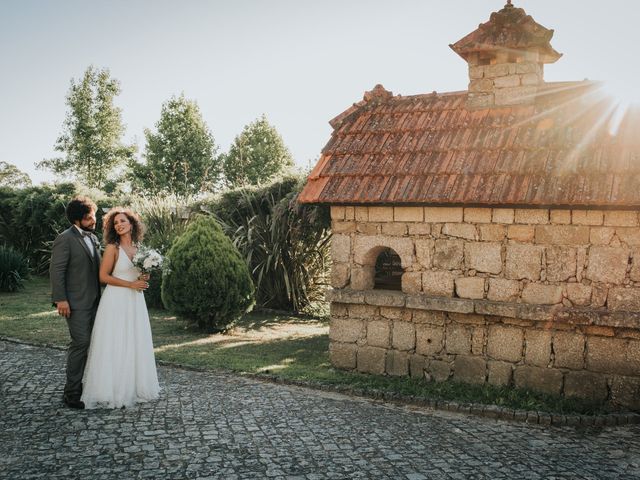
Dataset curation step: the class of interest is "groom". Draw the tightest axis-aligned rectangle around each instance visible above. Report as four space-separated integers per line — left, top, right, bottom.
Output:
50 196 101 409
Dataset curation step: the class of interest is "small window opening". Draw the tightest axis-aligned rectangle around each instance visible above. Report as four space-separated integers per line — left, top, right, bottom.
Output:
374 248 403 290
478 55 492 66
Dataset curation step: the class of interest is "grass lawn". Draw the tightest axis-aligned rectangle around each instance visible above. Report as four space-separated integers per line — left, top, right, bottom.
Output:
0 277 608 415
0 277 331 380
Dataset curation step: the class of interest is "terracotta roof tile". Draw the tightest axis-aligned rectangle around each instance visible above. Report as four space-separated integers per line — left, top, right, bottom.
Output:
301 81 640 207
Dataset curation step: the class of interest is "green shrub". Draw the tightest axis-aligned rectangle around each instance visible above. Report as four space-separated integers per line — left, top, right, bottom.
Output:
0 184 121 275
132 195 192 308
162 216 255 332
205 176 331 313
0 245 29 292
0 184 75 273
145 271 164 308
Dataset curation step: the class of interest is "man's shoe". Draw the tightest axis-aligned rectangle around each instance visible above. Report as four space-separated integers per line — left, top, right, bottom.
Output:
63 395 85 409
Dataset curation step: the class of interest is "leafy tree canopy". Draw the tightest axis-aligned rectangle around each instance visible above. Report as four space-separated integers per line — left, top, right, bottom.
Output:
130 94 220 197
37 66 135 188
222 115 294 188
0 162 31 188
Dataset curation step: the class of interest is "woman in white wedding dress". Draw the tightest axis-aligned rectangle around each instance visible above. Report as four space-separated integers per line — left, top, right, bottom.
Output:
81 207 160 409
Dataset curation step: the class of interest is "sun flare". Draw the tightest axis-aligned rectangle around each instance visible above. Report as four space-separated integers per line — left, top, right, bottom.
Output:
599 76 640 135
601 76 640 108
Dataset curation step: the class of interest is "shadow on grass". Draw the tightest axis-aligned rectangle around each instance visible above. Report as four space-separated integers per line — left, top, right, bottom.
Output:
155 333 331 378
233 310 328 331
148 309 328 345
0 277 69 345
0 276 52 309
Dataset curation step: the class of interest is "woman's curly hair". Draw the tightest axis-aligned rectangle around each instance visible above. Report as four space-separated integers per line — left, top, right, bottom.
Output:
102 207 145 245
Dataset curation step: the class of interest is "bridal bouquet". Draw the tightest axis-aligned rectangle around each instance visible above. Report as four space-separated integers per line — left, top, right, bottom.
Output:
132 245 164 274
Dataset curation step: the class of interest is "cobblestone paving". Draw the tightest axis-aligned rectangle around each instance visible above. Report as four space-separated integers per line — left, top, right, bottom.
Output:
2 341 640 480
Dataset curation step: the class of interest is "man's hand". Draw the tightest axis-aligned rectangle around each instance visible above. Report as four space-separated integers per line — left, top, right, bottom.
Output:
56 301 71 318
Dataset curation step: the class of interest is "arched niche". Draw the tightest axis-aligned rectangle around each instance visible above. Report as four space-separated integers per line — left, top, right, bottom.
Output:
374 248 403 290
351 244 409 291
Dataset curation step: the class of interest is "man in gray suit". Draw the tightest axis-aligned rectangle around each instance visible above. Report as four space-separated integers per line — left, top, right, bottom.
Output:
50 196 101 409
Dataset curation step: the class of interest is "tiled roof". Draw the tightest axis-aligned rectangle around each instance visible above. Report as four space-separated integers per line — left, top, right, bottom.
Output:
299 82 640 207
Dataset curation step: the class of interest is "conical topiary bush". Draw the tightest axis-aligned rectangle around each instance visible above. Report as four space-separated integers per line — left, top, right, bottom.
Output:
161 215 255 332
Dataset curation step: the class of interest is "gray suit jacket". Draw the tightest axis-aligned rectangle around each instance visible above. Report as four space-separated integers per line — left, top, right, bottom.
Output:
50 226 101 310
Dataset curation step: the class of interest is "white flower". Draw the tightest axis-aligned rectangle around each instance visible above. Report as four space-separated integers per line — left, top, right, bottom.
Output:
132 245 164 273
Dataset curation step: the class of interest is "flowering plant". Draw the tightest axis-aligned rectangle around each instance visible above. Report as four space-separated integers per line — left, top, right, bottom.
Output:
132 245 164 274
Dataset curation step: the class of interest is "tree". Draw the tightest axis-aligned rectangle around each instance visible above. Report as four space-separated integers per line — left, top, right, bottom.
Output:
222 115 294 188
0 162 31 188
130 95 220 197
37 66 135 188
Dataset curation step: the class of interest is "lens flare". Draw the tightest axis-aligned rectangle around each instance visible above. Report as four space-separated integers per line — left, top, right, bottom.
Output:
600 76 640 135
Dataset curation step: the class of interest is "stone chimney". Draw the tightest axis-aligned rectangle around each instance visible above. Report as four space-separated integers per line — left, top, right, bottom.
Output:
450 1 562 108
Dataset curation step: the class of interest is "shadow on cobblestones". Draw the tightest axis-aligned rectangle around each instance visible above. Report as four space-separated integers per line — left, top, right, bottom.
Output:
3 340 640 479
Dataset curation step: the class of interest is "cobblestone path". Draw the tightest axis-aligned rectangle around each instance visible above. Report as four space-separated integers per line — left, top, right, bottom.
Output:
2 340 640 479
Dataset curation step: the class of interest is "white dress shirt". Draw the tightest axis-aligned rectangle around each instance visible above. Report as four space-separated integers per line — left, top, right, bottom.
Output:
74 225 95 257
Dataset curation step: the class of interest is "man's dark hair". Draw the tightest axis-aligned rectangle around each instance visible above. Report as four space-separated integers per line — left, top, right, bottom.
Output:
65 196 97 224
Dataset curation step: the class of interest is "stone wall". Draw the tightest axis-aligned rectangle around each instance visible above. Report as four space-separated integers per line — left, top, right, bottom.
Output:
328 205 640 410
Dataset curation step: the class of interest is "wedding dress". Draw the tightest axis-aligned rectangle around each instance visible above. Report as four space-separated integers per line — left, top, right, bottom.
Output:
81 246 160 409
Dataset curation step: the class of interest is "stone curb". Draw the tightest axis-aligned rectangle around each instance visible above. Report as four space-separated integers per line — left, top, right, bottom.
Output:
4 336 639 427
228 372 640 428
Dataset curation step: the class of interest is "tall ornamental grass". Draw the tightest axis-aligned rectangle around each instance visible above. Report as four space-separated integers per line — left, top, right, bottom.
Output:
131 195 192 308
209 176 331 313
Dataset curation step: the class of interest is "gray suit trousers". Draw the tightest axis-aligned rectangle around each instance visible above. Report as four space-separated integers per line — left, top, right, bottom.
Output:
64 305 97 398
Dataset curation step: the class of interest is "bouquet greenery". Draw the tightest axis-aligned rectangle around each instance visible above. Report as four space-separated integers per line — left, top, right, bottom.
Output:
132 245 163 274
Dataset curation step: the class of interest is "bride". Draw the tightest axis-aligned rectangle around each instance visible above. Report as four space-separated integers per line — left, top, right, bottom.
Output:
81 207 160 409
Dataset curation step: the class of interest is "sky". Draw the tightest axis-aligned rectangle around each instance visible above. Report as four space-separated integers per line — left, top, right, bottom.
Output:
1 0 639 185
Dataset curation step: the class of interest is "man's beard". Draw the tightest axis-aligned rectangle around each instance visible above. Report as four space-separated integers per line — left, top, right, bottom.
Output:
80 225 95 233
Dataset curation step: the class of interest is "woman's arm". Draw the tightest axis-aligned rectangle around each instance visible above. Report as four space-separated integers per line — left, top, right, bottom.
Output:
99 244 148 290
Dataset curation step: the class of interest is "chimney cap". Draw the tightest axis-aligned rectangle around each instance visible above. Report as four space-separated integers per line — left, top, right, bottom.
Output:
450 2 562 64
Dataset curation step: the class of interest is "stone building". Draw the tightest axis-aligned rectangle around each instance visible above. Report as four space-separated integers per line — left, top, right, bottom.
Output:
298 2 640 410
